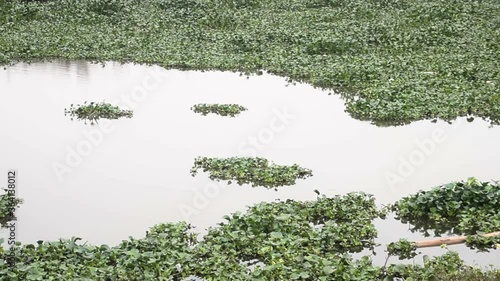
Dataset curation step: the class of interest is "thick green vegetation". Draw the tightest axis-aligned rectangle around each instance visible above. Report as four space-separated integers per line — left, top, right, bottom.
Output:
195 193 384 279
1 191 499 280
1 0 499 125
391 178 500 238
191 103 247 117
190 157 313 189
65 101 133 124
1 1 499 278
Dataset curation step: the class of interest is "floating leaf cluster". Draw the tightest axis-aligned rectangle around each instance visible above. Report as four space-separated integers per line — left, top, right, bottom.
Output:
0 0 498 125
0 189 22 227
465 234 500 253
386 239 418 260
196 192 384 279
64 101 133 125
390 178 500 237
190 157 313 189
384 251 500 281
191 103 247 117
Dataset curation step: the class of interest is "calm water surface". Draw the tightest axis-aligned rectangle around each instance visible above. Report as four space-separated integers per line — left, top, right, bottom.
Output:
0 61 499 267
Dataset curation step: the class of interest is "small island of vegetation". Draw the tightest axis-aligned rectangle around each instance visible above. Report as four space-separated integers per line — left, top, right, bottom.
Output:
191 104 247 117
65 101 133 125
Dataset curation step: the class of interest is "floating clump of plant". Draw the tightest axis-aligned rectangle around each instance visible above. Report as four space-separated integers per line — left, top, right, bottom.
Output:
390 178 500 238
384 251 500 281
191 103 247 117
65 101 133 125
190 157 312 189
465 234 500 252
0 189 22 227
387 239 419 260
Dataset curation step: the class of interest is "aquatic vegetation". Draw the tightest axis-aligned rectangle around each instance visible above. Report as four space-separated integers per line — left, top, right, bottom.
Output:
195 192 384 279
388 178 500 258
387 239 419 260
384 251 500 281
390 178 500 241
0 223 197 281
0 0 498 125
0 189 22 227
190 157 313 189
465 234 500 253
64 101 133 125
1 192 499 280
191 103 247 117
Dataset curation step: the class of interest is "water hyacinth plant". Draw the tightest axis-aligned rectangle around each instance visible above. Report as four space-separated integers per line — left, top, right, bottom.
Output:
191 103 247 117
65 101 133 125
190 157 313 189
383 251 500 281
387 239 419 260
465 234 500 253
390 178 500 238
0 189 22 227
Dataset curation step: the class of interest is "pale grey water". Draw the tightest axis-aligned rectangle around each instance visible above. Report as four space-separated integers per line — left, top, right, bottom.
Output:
0 60 499 267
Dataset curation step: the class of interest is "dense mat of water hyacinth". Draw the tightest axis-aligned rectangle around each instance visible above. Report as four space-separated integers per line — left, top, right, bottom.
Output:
1 188 499 280
0 0 498 125
1 1 500 280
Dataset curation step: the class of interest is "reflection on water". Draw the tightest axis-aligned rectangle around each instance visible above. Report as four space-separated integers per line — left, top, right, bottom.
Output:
0 61 499 267
4 60 91 84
